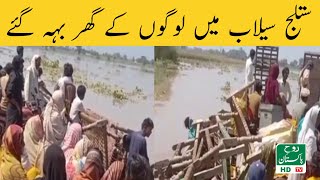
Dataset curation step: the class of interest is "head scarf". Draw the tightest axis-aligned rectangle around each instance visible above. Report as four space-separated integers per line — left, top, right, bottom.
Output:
48 89 65 113
298 104 320 161
73 148 104 180
2 124 24 160
28 55 40 76
73 135 94 159
299 61 313 78
23 115 44 165
42 144 66 180
62 122 82 160
264 64 280 104
247 160 266 180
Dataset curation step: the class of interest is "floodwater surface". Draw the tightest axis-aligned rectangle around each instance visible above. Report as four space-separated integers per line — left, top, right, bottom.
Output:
154 62 299 162
0 46 157 161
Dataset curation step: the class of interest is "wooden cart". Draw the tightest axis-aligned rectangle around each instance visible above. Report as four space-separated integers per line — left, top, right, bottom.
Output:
254 46 279 94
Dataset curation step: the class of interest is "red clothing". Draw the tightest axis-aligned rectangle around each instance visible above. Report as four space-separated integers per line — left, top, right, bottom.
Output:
264 64 280 104
101 160 125 180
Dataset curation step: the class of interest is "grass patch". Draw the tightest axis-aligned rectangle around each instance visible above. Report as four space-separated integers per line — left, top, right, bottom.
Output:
178 49 245 65
41 57 145 103
155 60 179 101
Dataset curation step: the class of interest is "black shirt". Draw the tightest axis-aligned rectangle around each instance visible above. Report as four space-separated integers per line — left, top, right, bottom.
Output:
6 70 24 105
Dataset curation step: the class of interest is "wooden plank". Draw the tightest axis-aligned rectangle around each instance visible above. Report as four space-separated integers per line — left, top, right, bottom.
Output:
205 129 214 149
194 165 223 180
172 139 195 151
199 120 231 135
171 154 192 164
226 81 255 103
172 159 193 171
174 143 182 156
196 138 204 159
222 136 262 148
217 115 234 180
218 144 247 159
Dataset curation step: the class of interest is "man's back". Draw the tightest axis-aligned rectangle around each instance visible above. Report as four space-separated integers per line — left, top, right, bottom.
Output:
0 74 9 110
245 57 254 84
127 131 149 162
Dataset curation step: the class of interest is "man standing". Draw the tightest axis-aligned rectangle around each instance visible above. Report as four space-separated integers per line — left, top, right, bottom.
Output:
6 56 24 127
292 88 310 122
248 80 263 134
55 63 74 91
245 49 256 92
17 46 25 73
0 63 13 112
279 67 292 105
24 55 42 110
127 118 154 164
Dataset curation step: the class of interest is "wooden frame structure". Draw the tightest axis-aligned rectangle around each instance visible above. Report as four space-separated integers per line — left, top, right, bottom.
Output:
254 46 279 93
152 81 262 180
299 52 320 108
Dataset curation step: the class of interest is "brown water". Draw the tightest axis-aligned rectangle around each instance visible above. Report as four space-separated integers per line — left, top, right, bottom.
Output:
0 46 156 161
153 62 299 163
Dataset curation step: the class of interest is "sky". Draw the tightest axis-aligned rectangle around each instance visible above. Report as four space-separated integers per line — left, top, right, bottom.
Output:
190 46 320 62
85 46 154 60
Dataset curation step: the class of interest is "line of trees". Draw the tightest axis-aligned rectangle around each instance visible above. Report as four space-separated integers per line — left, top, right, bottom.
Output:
154 46 178 64
43 46 153 65
279 58 304 69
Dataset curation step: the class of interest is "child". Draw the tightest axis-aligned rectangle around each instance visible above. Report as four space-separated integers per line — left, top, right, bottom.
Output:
69 85 86 125
184 117 196 139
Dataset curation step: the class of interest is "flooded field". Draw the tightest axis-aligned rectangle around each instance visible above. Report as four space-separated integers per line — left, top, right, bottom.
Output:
0 46 157 161
154 61 299 162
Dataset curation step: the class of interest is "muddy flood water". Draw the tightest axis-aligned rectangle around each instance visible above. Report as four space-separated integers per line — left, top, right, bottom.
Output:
154 62 299 162
0 46 157 162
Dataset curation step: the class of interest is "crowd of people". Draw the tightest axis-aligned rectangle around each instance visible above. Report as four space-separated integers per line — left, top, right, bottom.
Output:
0 46 155 180
244 49 320 180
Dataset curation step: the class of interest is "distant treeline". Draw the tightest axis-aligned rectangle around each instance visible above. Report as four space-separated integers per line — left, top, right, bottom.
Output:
279 58 304 69
155 46 248 63
43 46 154 65
154 46 178 64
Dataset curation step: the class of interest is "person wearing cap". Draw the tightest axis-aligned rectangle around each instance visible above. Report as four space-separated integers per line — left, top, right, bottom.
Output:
292 88 310 124
299 61 313 92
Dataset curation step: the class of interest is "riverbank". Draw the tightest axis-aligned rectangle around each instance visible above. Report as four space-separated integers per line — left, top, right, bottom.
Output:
155 50 245 101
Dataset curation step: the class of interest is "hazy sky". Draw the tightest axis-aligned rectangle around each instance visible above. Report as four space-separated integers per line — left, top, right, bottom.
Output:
85 46 154 60
191 46 320 62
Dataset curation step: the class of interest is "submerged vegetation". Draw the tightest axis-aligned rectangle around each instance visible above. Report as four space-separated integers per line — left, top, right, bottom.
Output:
41 57 145 103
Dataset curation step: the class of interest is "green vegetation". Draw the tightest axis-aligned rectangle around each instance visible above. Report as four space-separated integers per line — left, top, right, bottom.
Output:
154 46 247 101
42 46 154 67
41 57 145 103
177 47 246 65
155 47 179 101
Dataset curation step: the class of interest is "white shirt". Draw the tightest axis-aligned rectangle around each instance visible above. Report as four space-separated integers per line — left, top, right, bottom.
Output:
58 76 73 91
69 97 85 123
278 79 292 104
245 57 254 85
